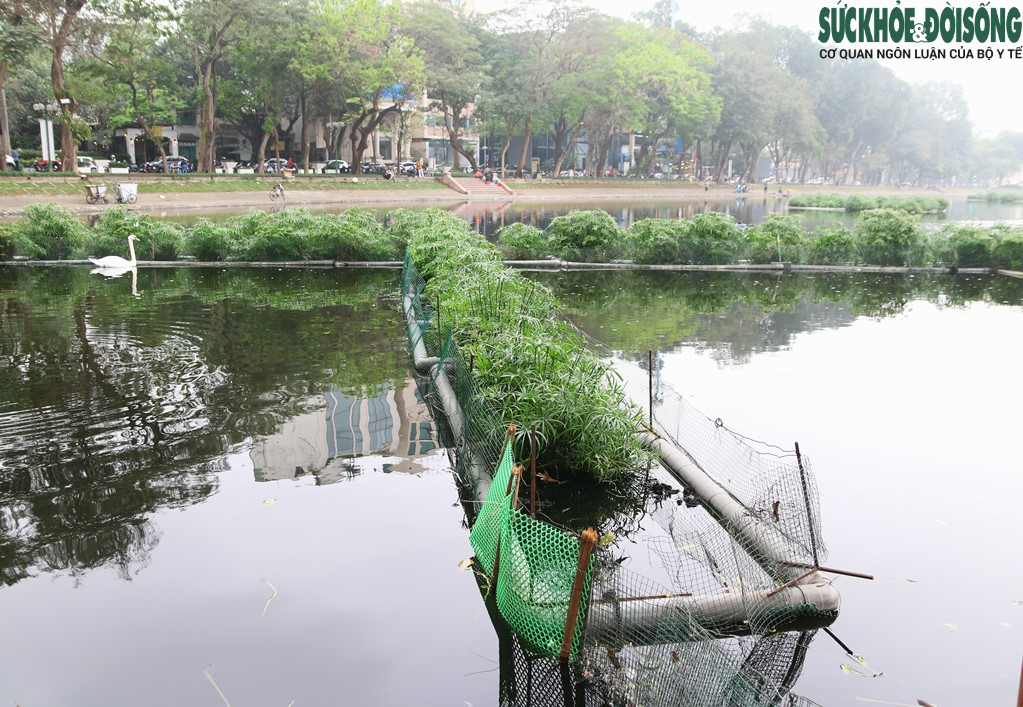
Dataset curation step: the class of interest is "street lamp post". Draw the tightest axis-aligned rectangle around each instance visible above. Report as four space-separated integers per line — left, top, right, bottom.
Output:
32 102 59 168
325 121 343 174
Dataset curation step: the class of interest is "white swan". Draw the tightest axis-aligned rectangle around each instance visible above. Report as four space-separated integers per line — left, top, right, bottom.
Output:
89 234 139 268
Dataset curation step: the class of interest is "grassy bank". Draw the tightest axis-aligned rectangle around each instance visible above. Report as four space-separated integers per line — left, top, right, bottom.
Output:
0 173 446 198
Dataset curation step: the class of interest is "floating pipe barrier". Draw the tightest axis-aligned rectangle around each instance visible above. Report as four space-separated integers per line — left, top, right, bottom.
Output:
402 285 839 646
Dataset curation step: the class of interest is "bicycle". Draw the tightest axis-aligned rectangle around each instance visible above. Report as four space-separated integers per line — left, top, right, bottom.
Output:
269 182 285 201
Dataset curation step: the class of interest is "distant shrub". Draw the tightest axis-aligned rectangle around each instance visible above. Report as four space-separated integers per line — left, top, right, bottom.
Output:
789 193 947 213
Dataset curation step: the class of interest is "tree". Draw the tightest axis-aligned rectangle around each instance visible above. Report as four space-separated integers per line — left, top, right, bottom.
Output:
402 3 486 170
306 0 423 175
220 1 304 172
173 0 268 173
616 24 719 176
32 0 92 172
85 0 185 171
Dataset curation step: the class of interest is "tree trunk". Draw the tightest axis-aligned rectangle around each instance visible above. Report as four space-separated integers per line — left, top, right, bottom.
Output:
515 120 531 178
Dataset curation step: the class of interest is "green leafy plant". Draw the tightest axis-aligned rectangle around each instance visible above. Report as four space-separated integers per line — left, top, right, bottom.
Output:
8 203 87 260
682 212 743 264
742 214 809 264
404 209 649 481
808 225 858 265
854 209 924 266
497 222 551 260
625 219 684 264
546 210 624 262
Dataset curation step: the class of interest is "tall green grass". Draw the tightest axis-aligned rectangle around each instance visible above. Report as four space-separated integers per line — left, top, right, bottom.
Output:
406 208 649 481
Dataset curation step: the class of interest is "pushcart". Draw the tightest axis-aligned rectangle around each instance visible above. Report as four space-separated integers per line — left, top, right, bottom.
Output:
85 183 108 204
115 183 138 204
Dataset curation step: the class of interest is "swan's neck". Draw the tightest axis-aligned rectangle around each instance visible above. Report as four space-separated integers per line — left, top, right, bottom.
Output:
127 238 137 265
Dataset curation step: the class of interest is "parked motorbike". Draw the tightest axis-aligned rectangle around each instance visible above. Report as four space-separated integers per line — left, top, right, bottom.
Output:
34 159 60 172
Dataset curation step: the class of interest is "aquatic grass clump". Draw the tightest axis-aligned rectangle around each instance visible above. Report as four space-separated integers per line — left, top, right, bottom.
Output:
931 224 997 268
7 203 87 260
182 219 235 261
991 227 1023 269
403 209 649 481
625 219 685 264
89 208 184 261
546 210 624 262
808 225 858 265
789 193 948 213
496 223 551 260
854 209 926 267
682 212 744 264
308 208 398 261
742 214 809 264
227 209 318 261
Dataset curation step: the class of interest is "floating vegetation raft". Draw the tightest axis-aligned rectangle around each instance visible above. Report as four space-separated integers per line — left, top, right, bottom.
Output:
398 208 648 480
787 193 948 213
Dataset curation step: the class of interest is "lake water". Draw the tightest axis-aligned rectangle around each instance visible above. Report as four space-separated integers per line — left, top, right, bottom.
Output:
1 266 1021 706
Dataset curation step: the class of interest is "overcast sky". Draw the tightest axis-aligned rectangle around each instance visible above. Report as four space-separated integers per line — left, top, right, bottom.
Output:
474 0 1022 138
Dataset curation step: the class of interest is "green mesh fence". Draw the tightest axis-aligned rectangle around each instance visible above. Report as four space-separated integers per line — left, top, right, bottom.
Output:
469 439 594 662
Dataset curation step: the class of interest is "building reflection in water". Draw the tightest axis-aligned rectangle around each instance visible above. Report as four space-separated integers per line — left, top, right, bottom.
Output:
250 379 447 484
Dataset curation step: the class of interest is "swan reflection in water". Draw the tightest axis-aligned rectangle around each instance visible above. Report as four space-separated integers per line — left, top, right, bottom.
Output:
90 265 142 297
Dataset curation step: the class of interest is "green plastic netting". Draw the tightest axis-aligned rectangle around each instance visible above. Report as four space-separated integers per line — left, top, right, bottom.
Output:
469 439 593 662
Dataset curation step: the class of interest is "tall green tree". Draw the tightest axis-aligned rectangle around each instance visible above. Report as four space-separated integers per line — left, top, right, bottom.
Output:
85 0 185 170
306 0 423 174
173 0 269 173
402 3 485 170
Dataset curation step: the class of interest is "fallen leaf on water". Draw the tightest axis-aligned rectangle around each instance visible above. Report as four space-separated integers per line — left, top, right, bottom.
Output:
941 622 958 631
458 558 475 570
263 498 277 505
1012 599 1022 606
998 622 1011 628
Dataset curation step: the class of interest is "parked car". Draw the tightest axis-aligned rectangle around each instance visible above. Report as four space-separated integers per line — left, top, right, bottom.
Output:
77 156 99 174
321 159 351 173
263 157 293 173
142 156 190 173
360 161 387 175
398 161 417 176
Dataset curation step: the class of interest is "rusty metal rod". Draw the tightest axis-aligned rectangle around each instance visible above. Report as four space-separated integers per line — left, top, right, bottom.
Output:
561 528 598 664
